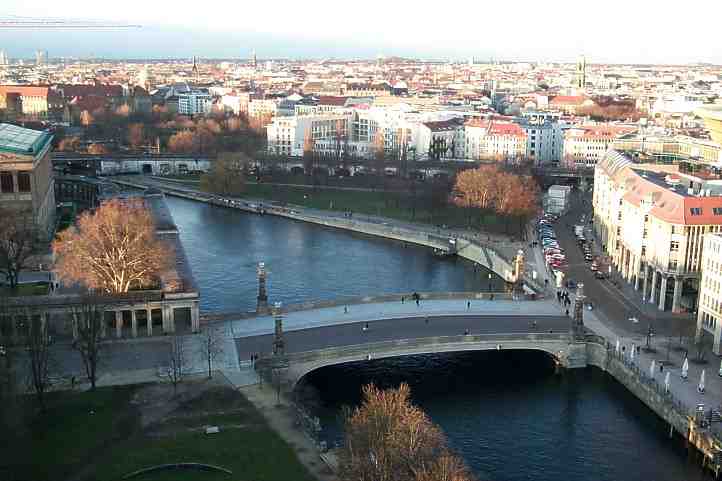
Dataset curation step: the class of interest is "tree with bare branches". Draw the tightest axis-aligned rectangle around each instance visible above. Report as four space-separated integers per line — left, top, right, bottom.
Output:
197 326 224 379
87 143 110 155
164 333 187 395
52 198 171 294
71 295 106 390
167 130 196 153
339 383 473 481
57 136 81 152
26 310 53 411
453 165 500 227
127 123 145 149
200 152 247 196
0 208 35 289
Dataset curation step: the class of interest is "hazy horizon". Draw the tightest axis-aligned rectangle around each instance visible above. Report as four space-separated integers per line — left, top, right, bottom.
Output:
3 0 722 64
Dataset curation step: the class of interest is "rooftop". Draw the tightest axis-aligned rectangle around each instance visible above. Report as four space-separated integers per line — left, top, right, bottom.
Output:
0 123 52 157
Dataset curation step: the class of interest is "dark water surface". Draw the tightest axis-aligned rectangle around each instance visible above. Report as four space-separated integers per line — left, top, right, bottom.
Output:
166 195 497 313
165 195 707 481
302 351 708 481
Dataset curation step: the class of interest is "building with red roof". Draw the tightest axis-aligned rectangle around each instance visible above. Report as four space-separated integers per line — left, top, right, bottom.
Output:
593 149 722 314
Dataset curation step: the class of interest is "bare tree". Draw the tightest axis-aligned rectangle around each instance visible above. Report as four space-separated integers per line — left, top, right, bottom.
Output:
71 295 106 390
0 296 23 432
164 333 187 395
52 198 172 294
197 325 224 379
200 152 247 196
0 208 35 289
339 383 473 481
127 123 145 149
26 310 52 411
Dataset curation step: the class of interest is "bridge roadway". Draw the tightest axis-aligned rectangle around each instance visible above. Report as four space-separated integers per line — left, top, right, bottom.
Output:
235 314 569 361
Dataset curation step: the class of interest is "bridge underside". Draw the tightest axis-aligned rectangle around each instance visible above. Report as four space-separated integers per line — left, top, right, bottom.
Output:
256 334 590 389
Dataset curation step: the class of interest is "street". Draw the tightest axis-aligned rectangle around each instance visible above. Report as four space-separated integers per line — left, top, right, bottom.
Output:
550 188 694 339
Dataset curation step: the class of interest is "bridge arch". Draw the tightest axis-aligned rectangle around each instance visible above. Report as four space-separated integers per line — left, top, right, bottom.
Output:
259 333 577 389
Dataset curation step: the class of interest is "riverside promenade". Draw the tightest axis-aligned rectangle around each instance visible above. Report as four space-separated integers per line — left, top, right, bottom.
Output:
109 176 543 292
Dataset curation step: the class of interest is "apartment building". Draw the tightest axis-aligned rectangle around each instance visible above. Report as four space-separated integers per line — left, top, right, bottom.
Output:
178 90 212 116
0 123 55 241
0 85 60 118
697 233 722 353
563 125 636 168
593 149 722 313
266 113 350 157
518 112 564 164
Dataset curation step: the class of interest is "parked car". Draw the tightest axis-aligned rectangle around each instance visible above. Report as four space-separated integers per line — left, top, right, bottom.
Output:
594 271 606 279
590 262 599 272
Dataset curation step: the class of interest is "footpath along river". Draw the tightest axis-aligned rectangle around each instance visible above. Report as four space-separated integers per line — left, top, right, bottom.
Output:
165 195 708 481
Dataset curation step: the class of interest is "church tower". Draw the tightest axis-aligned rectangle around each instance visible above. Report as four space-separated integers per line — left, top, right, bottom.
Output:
191 56 199 83
575 55 586 90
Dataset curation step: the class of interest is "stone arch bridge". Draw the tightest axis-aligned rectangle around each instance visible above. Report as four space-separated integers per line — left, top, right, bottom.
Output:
257 332 604 389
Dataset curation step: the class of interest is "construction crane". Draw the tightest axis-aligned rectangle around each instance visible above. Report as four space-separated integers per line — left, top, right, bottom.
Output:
0 16 141 29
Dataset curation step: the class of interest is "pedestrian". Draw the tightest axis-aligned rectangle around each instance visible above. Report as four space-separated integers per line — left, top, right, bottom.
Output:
565 308 569 317
425 317 429 324
490 293 494 301
71 375 75 389
416 298 420 307
660 363 664 373
532 320 537 329
363 322 369 331
344 306 348 314
401 296 405 304
637 345 641 355
464 329 469 336
467 301 471 310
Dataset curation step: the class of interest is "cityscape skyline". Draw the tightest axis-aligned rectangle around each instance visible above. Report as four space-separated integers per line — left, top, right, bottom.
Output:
2 0 722 63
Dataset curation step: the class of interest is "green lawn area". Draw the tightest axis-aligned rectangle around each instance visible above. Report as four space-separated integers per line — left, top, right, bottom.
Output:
241 182 515 234
2 384 316 481
0 282 50 297
94 386 315 481
2 385 138 481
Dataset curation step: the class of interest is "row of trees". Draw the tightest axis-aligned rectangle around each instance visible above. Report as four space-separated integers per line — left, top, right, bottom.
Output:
453 165 540 234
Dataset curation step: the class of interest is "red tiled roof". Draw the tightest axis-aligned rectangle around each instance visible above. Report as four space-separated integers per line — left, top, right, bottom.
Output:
549 95 587 105
318 96 347 106
0 85 50 98
488 121 525 137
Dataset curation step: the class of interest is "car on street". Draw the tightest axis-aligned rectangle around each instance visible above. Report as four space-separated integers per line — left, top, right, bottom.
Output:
594 271 606 279
590 262 599 272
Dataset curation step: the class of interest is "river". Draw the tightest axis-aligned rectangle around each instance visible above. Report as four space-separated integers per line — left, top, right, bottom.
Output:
165 195 709 481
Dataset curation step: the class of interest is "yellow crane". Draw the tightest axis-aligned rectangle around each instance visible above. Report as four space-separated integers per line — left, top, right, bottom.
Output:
0 16 141 29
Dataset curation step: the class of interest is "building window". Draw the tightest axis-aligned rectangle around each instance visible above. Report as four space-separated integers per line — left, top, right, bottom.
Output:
17 173 31 192
0 172 13 193
690 207 702 216
670 241 680 251
714 207 722 215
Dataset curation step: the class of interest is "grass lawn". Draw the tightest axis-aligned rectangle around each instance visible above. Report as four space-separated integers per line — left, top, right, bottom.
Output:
241 183 515 235
0 282 50 297
2 385 138 481
94 385 315 481
3 384 315 481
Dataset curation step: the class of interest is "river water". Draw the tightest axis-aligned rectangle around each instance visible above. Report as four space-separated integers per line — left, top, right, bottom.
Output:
165 195 708 481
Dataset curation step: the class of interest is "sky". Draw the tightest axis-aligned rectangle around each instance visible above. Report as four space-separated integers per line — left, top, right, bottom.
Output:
1 0 722 63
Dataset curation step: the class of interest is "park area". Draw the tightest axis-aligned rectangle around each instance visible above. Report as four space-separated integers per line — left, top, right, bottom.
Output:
1 378 317 481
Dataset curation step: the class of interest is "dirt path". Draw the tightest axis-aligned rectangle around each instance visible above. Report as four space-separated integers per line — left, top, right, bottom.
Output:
239 384 336 481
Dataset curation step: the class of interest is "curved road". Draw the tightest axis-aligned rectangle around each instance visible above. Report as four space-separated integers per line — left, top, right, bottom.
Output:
235 314 570 360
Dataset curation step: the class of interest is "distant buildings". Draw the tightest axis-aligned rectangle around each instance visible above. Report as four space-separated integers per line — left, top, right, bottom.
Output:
0 123 55 240
0 50 8 66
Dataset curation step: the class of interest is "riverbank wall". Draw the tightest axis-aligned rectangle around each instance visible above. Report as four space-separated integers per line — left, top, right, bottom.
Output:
110 178 542 293
587 341 722 476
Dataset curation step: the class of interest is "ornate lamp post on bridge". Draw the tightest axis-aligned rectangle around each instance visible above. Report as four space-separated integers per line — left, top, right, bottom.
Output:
571 282 586 341
271 302 289 405
256 261 270 315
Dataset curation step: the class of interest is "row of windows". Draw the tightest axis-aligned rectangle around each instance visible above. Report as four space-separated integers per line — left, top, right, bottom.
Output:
0 171 31 194
690 207 722 216
702 311 718 330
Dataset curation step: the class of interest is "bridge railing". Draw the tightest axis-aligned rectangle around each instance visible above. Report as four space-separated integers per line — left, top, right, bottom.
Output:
257 332 572 367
